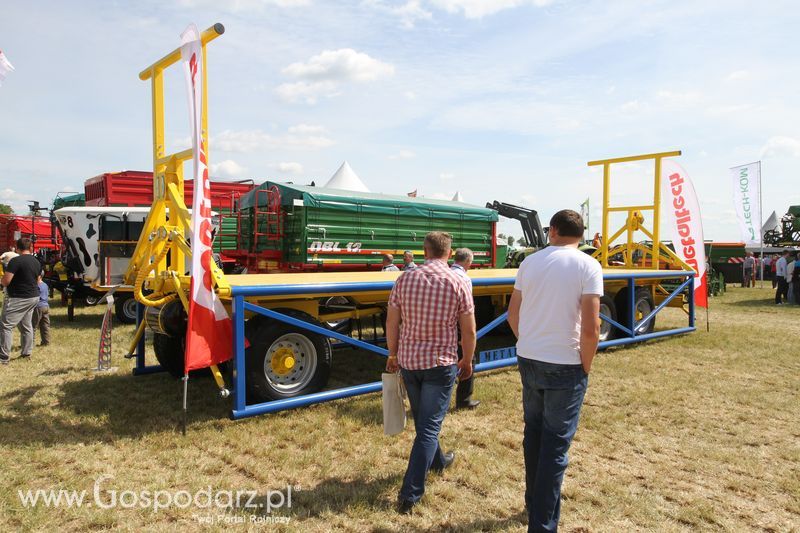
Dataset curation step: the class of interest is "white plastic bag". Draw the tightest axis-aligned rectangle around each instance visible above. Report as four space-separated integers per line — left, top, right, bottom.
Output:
382 372 407 435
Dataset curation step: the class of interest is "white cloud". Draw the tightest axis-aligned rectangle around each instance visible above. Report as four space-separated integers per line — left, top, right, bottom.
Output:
275 81 340 104
429 0 553 19
439 172 454 180
432 100 583 135
288 124 327 134
282 48 394 82
389 149 416 160
176 0 310 11
210 159 248 178
277 48 394 104
726 69 752 81
365 0 433 28
0 187 30 212
620 99 644 113
275 162 304 174
213 126 334 153
760 136 800 158
404 91 417 100
655 89 701 105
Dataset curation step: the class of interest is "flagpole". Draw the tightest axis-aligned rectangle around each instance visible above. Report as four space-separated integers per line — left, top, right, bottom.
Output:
706 242 712 332
758 160 764 288
181 373 189 436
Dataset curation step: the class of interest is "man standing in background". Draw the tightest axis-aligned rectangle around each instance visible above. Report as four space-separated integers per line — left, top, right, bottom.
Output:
32 278 50 346
403 250 418 271
1 238 42 364
381 254 399 272
508 210 602 532
451 248 480 409
742 252 755 288
775 250 790 304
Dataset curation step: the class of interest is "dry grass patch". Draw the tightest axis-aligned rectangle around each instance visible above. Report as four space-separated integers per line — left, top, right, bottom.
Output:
0 287 797 531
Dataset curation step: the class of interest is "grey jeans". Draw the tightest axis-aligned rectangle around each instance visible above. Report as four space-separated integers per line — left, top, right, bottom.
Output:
0 296 40 360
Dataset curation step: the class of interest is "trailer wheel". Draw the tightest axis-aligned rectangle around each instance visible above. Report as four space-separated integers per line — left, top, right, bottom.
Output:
613 287 656 337
633 288 655 335
598 295 616 343
245 310 332 402
153 333 186 379
114 294 138 324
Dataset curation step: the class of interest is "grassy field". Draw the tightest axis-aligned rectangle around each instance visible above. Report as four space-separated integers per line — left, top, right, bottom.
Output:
0 286 798 532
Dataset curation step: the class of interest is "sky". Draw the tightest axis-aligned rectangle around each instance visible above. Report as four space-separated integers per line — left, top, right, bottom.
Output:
1 0 799 242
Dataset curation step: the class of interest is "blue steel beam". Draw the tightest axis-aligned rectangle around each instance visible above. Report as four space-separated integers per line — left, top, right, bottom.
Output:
636 276 692 331
244 302 390 357
228 270 696 419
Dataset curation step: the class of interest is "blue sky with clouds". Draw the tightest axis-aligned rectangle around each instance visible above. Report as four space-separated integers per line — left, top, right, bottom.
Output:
2 0 799 241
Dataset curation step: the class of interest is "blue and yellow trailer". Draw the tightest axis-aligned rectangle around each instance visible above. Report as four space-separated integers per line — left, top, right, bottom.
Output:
123 24 697 419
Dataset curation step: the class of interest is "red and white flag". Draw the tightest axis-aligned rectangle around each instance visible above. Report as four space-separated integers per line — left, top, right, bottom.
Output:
0 50 15 86
660 159 707 308
181 24 233 372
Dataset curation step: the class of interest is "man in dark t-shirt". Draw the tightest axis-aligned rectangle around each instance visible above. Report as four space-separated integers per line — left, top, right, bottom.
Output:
1 238 42 363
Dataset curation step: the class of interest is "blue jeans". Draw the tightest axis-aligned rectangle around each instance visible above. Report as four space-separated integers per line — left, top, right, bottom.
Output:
518 357 588 532
399 364 457 503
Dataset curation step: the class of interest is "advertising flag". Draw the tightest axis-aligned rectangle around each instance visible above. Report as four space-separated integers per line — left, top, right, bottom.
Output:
730 162 762 246
181 24 232 372
661 159 707 308
0 50 15 86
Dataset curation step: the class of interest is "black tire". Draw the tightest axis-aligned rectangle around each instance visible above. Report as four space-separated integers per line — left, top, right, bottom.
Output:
598 294 617 343
153 332 185 379
474 296 496 330
613 287 656 337
245 310 332 403
114 294 138 324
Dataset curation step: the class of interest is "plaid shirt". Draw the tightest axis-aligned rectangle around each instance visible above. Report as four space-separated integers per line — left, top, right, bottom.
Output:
388 259 474 370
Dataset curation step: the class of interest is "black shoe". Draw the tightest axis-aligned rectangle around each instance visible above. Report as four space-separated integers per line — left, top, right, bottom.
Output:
430 451 455 473
19 353 30 359
0 358 8 365
456 399 481 410
397 499 416 515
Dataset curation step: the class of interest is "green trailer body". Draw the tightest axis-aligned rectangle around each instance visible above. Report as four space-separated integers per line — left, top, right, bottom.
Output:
52 193 86 210
238 183 499 270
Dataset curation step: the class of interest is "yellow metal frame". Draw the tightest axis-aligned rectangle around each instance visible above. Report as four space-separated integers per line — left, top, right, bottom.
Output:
587 151 691 272
124 23 230 307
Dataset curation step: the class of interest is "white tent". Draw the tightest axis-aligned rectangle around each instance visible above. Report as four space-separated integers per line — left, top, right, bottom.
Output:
452 191 464 202
324 161 370 192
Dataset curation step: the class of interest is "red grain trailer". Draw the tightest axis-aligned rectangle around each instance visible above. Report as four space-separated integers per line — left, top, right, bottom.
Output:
0 214 60 253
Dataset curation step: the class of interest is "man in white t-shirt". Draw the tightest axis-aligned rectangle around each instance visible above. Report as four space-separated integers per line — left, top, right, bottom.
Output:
775 250 790 304
508 209 602 532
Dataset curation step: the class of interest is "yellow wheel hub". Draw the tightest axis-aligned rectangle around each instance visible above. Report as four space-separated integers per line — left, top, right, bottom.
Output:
271 347 296 376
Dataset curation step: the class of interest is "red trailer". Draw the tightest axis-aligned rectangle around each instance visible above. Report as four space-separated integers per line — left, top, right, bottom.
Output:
83 170 255 266
84 170 255 209
0 214 60 253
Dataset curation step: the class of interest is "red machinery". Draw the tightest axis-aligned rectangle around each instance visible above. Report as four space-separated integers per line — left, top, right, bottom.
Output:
0 213 60 253
84 170 255 208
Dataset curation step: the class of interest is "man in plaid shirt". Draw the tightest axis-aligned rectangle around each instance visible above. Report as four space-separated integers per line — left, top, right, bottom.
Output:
386 231 477 514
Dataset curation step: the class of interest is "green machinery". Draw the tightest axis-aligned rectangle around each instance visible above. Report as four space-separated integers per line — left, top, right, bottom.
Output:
764 205 800 246
233 182 500 272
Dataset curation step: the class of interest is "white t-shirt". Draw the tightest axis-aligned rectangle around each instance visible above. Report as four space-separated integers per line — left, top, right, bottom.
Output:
514 245 604 365
776 257 787 278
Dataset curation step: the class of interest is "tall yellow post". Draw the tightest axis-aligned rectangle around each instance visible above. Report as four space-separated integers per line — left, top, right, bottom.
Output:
601 163 610 267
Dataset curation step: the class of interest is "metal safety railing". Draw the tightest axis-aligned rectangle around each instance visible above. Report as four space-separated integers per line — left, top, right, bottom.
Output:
225 270 696 420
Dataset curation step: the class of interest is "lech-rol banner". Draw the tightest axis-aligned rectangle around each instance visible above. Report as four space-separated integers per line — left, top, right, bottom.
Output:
730 162 761 246
181 24 233 372
661 159 707 308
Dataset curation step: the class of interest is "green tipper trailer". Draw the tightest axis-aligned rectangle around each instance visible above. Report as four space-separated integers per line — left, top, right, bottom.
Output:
231 182 500 273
